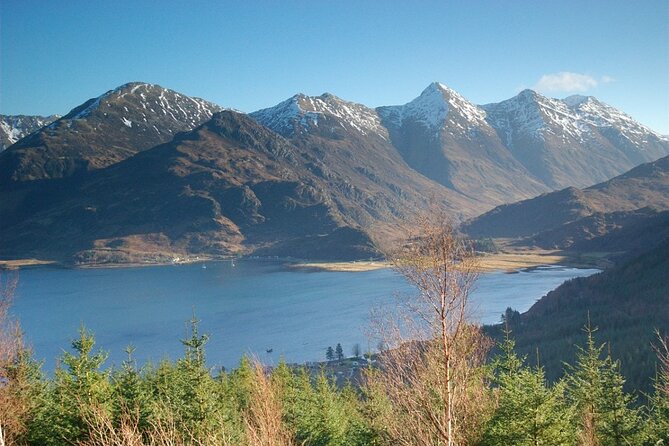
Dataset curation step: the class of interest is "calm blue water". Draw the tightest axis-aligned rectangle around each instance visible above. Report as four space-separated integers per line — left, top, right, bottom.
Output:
9 261 598 371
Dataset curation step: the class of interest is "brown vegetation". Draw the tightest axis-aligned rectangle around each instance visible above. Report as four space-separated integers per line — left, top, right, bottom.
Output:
369 215 493 446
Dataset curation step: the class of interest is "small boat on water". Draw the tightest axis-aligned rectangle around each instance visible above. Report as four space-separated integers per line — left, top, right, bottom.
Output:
266 348 273 353
202 264 207 269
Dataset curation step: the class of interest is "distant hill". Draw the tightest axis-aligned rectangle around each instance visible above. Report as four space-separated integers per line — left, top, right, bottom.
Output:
250 90 476 225
487 237 669 393
528 208 669 255
376 83 549 207
462 155 669 245
0 114 59 151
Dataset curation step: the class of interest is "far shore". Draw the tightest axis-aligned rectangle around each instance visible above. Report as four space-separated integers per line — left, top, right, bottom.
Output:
288 249 607 273
1 249 608 273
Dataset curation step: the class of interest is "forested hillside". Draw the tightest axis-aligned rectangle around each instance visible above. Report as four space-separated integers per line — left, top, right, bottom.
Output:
488 236 669 393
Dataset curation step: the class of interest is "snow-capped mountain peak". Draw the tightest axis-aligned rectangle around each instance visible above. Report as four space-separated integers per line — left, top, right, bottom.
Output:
250 93 386 138
61 82 222 131
563 95 667 142
482 89 591 144
483 89 668 148
377 82 487 133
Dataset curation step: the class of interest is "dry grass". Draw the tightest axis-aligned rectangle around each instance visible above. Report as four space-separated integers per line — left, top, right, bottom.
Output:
0 259 55 270
0 272 29 446
290 261 390 272
475 250 567 272
244 363 295 446
81 405 237 446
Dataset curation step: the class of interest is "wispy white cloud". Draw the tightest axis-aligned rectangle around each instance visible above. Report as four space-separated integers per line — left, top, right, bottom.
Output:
534 72 613 94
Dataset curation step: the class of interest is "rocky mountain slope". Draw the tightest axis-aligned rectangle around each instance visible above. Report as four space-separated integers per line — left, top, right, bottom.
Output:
251 91 477 226
482 91 668 189
0 83 221 188
377 83 549 206
0 111 385 263
0 114 59 151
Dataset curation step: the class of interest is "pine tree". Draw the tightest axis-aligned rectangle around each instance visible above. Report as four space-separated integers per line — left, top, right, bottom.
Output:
352 343 361 359
566 323 641 446
326 346 335 362
644 331 669 445
482 333 575 445
1 337 44 446
181 314 209 368
110 345 151 430
335 343 344 361
31 326 111 446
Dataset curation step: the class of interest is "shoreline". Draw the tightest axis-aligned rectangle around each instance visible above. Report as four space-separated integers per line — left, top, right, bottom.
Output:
1 249 607 273
286 249 606 273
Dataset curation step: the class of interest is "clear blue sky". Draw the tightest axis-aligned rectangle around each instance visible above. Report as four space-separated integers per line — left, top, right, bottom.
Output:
2 0 668 133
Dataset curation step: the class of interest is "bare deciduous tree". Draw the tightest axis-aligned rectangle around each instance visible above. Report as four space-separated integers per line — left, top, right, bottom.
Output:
243 363 295 446
0 272 28 446
368 215 492 446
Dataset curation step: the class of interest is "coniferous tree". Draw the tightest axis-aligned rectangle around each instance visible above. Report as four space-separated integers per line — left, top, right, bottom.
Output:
110 345 151 431
335 343 344 361
566 324 641 446
352 343 361 359
326 346 335 362
31 326 111 446
482 334 575 446
1 337 44 446
644 332 669 445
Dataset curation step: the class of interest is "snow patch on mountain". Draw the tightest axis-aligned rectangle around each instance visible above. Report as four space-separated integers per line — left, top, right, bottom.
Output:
0 114 59 150
251 93 386 138
483 89 668 148
564 95 668 143
484 90 593 145
378 82 487 134
65 82 221 128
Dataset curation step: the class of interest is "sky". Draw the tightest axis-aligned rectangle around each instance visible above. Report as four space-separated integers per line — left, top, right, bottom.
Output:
1 0 668 133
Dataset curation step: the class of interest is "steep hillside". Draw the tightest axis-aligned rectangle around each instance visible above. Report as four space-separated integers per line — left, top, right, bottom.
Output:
252 91 479 228
0 111 397 264
488 237 669 392
0 83 221 188
528 208 669 254
3 81 668 264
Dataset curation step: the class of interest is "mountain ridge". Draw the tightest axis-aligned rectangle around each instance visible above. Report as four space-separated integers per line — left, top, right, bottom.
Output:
0 82 222 188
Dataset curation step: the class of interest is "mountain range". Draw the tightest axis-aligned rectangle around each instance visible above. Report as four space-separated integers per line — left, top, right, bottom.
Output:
1 81 667 264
